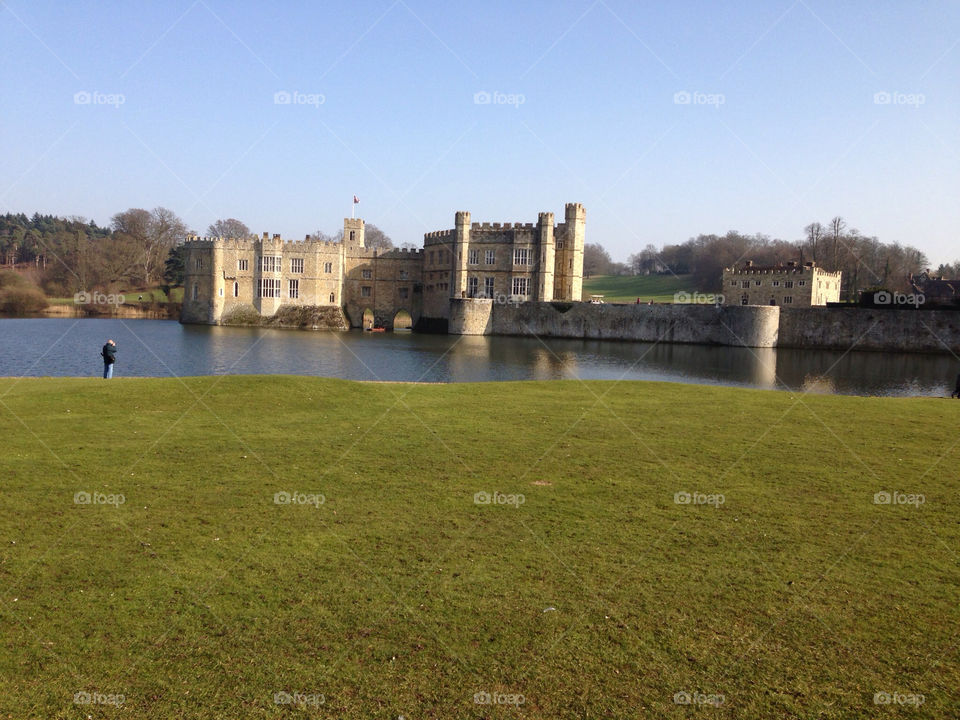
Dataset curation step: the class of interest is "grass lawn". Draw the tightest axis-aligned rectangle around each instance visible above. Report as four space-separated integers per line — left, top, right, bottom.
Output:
582 274 696 303
0 376 957 718
48 287 184 305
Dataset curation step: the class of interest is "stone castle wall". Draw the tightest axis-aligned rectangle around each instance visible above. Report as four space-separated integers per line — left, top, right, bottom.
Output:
450 299 782 347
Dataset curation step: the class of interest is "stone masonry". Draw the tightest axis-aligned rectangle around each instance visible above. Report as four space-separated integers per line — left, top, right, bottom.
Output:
181 203 586 329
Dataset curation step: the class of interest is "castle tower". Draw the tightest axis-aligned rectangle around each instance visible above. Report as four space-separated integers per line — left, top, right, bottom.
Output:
211 238 225 322
536 211 555 301
452 210 470 299
563 203 585 301
343 218 365 248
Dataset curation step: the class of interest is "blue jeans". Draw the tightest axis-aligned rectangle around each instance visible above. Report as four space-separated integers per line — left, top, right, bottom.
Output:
103 362 114 379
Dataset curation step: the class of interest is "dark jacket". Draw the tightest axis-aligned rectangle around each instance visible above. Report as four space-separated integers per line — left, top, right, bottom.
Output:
101 343 116 364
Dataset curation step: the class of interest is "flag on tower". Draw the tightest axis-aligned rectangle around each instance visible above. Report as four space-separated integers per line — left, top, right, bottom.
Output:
353 195 359 204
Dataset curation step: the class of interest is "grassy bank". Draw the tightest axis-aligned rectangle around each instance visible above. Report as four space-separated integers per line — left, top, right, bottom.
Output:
582 274 695 303
0 376 957 718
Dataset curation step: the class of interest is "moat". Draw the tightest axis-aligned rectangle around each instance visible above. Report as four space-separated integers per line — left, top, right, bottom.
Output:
1 318 956 397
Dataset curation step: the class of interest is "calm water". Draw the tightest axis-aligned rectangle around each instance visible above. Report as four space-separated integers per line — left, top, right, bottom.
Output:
1 318 957 397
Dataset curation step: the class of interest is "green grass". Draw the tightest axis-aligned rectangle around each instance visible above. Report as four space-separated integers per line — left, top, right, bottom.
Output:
0 376 957 718
582 274 695 302
48 287 184 305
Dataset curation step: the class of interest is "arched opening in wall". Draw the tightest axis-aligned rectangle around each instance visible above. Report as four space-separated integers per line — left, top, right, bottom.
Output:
393 309 412 331
362 308 374 330
329 292 335 304
233 282 239 297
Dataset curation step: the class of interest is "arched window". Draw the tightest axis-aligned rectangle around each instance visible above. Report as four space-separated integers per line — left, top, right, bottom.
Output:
192 284 199 300
329 292 335 303
233 282 239 297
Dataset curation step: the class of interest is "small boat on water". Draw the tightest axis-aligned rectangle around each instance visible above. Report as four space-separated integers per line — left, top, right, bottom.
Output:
366 326 387 332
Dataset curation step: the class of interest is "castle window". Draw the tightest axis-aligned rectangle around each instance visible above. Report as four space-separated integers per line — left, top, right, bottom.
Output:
569 259 573 270
259 256 281 272
361 286 371 297
195 257 203 270
290 257 304 274
238 259 248 271
350 231 355 242
257 278 281 298
468 276 479 297
772 280 780 287
324 262 332 273
798 280 806 286
329 292 335 303
556 240 564 249
754 280 761 286
484 277 494 298
784 296 793 304
400 270 408 280
218 287 223 297
399 287 409 299
233 282 239 297
469 249 480 265
741 281 750 289
485 249 495 265
784 280 793 288
362 269 372 279
288 279 299 299
741 294 749 305
192 284 199 300
512 277 529 297
731 280 737 287
513 248 529 266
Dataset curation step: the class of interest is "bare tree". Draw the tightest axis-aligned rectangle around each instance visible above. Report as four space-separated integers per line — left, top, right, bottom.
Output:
364 224 393 250
207 218 251 239
583 243 613 277
829 216 846 270
111 207 187 286
804 222 824 264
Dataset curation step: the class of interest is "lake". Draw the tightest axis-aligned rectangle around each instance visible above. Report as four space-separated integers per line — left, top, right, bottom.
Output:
1 318 956 396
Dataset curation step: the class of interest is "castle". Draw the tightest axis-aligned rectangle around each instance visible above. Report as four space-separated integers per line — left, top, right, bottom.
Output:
722 261 842 306
180 203 585 329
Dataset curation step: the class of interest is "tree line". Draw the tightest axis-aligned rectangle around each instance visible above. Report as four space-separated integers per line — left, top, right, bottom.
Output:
587 218 953 300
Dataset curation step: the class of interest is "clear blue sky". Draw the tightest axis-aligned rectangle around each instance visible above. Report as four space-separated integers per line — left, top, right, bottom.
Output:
1 0 957 264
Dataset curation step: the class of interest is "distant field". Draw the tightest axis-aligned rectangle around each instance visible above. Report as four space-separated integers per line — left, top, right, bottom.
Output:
582 273 695 302
48 287 183 305
1 376 957 718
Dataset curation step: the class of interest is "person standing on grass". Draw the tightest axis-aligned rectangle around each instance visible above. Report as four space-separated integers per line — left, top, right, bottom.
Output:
101 339 117 379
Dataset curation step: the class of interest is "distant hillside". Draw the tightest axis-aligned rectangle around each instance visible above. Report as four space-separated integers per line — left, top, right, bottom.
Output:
582 274 695 303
